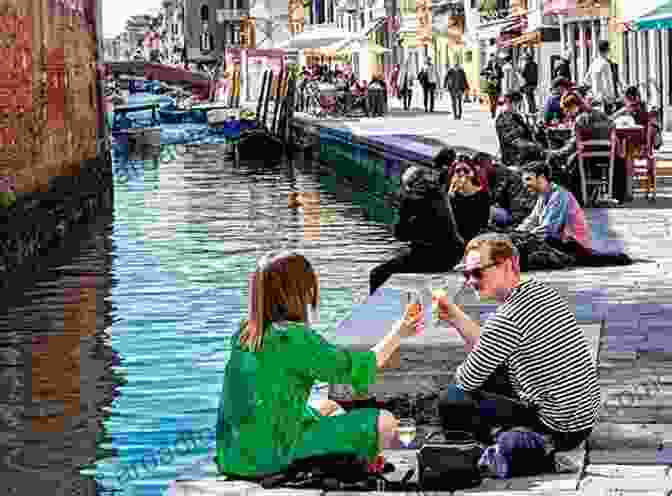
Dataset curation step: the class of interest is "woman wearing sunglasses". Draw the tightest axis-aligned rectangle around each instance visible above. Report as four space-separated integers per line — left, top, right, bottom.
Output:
434 233 600 465
216 251 423 479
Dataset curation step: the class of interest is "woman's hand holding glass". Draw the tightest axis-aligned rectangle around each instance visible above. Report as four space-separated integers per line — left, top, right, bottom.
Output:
400 302 424 337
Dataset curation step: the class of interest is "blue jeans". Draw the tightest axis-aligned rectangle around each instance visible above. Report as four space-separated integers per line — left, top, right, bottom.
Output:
438 364 592 452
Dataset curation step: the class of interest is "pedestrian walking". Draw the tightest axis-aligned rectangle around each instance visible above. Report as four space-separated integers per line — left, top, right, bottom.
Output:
500 55 521 110
552 51 572 81
445 62 469 119
482 53 503 119
399 58 416 110
419 56 440 112
520 53 538 114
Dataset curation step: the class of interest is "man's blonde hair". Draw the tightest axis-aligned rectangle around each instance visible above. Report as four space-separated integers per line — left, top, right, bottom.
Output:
465 233 519 265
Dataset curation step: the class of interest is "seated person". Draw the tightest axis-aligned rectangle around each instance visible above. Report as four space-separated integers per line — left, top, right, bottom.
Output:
612 85 658 130
216 251 422 478
473 152 537 228
446 157 491 244
543 77 572 125
515 161 591 256
369 163 464 295
495 91 544 168
433 147 457 190
548 92 626 204
435 233 600 454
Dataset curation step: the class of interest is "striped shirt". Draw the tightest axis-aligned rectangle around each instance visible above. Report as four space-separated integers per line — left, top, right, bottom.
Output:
455 278 602 433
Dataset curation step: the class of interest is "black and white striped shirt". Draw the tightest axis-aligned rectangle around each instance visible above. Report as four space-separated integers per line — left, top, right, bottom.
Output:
455 278 602 433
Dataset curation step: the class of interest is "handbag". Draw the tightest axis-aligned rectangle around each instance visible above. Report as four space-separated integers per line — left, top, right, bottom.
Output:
417 431 485 492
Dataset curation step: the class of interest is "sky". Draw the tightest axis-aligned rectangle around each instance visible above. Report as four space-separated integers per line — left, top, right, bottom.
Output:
103 0 162 38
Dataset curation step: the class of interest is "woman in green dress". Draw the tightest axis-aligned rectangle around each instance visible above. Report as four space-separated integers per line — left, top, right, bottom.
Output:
215 251 422 478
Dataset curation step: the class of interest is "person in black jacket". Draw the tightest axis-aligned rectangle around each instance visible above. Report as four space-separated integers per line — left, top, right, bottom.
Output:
552 53 572 81
520 53 538 114
369 164 463 295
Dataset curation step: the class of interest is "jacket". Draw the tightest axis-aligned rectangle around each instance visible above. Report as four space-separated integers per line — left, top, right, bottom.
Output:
552 59 571 81
487 165 537 227
394 191 457 248
500 63 521 94
495 110 542 167
445 66 469 93
521 60 538 88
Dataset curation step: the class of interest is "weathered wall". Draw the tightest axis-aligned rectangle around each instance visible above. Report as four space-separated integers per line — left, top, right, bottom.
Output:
0 0 112 290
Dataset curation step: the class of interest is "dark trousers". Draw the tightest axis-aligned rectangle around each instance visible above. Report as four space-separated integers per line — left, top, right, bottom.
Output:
369 244 462 296
438 364 593 452
450 91 464 119
423 83 437 112
401 88 412 110
523 87 537 114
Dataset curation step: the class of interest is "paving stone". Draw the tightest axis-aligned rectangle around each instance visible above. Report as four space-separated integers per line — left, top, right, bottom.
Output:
583 465 671 479
578 475 672 493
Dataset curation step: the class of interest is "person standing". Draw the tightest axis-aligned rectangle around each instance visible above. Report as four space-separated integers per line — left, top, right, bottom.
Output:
482 53 503 119
583 40 616 111
399 58 415 111
445 62 469 119
552 51 572 81
520 53 539 114
500 55 521 110
419 56 440 112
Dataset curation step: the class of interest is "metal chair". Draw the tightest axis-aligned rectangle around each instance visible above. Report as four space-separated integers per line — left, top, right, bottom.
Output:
576 126 616 207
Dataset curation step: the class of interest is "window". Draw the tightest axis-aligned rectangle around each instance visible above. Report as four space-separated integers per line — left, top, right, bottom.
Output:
360 12 365 29
200 4 209 22
348 15 352 31
329 0 335 23
369 10 373 21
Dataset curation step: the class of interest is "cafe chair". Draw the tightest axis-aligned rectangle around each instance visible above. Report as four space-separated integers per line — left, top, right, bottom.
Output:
576 126 616 207
630 111 658 201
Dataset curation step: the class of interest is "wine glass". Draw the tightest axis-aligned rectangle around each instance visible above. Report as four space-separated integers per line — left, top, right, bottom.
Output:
397 417 417 448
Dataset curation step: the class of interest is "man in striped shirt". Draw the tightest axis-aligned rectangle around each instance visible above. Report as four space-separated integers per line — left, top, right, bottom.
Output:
436 233 601 454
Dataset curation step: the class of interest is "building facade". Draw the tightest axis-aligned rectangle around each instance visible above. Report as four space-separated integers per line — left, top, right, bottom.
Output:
183 0 250 62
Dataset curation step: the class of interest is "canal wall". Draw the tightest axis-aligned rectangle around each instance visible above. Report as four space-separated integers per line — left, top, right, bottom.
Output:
290 115 488 226
0 0 113 292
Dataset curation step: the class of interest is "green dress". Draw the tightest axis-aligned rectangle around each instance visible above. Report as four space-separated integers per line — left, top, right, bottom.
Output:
215 320 381 477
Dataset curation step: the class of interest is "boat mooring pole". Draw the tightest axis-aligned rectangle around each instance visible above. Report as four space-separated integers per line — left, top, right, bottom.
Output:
256 70 268 125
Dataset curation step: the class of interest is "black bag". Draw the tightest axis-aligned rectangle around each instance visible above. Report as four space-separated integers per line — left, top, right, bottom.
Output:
417 431 485 492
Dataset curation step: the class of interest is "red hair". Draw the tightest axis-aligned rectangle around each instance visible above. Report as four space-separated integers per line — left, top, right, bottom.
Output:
448 158 489 192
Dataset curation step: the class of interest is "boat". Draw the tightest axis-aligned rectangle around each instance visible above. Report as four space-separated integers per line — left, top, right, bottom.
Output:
111 102 162 149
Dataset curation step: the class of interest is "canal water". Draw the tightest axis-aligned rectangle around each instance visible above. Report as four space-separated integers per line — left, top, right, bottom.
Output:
0 130 406 495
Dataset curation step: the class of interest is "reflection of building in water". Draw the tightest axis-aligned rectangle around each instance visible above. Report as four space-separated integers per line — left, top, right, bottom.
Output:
0 215 121 496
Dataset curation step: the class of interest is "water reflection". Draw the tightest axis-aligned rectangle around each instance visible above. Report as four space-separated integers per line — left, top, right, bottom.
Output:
0 213 120 495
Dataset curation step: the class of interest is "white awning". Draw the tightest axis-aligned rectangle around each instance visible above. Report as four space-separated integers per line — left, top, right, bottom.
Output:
475 18 519 40
277 24 351 50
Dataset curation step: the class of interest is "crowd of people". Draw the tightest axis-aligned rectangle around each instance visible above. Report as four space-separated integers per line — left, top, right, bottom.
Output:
491 40 662 206
210 40 660 490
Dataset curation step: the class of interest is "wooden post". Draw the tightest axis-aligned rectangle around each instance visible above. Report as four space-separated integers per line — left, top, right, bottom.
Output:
262 70 274 131
271 68 286 136
256 70 268 125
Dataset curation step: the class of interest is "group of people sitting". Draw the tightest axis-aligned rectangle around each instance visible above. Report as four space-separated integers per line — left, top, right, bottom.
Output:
369 146 632 294
496 77 661 206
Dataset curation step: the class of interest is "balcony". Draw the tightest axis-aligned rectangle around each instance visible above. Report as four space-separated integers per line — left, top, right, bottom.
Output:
216 8 246 22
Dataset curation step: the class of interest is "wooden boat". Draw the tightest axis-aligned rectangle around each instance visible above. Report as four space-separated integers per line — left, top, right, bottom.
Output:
111 102 162 148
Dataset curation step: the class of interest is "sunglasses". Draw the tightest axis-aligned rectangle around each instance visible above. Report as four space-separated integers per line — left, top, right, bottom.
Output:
454 167 473 176
463 261 499 281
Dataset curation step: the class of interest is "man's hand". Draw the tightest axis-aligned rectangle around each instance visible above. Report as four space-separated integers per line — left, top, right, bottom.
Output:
436 296 460 323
